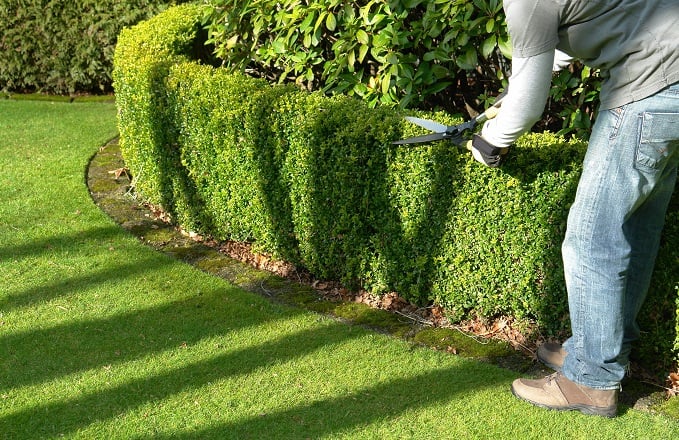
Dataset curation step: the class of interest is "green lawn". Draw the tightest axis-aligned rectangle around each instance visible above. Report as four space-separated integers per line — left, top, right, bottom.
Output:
1 99 677 438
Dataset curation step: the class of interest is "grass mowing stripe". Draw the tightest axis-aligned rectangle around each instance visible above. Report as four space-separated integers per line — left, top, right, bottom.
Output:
1 99 678 439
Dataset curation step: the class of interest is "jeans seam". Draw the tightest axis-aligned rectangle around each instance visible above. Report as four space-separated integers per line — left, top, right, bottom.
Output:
608 106 626 140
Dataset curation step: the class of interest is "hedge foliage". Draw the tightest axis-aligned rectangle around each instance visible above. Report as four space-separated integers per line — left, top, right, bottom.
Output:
114 4 679 373
0 0 189 94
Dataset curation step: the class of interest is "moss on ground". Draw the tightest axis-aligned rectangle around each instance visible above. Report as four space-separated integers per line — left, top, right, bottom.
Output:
656 395 679 418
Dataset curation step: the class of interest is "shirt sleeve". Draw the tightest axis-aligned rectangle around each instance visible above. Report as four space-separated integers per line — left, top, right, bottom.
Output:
481 51 554 148
504 0 560 58
553 49 574 71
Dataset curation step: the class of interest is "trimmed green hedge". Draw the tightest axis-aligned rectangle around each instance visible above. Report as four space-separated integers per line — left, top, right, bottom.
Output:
113 4 679 375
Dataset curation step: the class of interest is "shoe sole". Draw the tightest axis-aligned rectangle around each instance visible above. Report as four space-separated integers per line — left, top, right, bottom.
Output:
511 386 617 418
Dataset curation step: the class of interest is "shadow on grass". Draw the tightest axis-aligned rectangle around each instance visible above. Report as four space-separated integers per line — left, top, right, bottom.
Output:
0 254 172 311
0 283 290 394
2 314 506 439
0 225 510 438
144 364 506 439
0 225 124 263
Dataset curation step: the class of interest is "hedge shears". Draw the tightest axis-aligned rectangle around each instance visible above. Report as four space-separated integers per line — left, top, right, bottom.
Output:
393 92 506 147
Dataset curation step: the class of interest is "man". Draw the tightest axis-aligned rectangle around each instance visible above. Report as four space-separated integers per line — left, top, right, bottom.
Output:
468 0 679 417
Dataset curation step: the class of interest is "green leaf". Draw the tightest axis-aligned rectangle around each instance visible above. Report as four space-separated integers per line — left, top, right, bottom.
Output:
225 34 239 49
272 40 286 54
312 27 321 46
456 48 478 70
368 13 388 27
497 35 512 59
356 29 370 45
423 51 436 62
347 49 356 71
581 65 592 81
315 11 327 32
431 65 449 79
481 35 496 58
485 18 495 33
425 81 452 95
386 52 399 65
326 13 337 31
381 71 392 95
299 12 314 32
357 44 369 63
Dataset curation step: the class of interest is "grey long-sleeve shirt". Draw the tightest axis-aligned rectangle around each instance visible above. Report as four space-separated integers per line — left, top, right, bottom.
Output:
482 0 679 148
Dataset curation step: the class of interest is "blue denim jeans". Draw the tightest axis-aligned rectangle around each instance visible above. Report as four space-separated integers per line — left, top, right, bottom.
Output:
561 82 679 390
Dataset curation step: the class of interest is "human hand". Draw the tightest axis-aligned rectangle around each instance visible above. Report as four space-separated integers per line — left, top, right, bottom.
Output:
465 134 509 168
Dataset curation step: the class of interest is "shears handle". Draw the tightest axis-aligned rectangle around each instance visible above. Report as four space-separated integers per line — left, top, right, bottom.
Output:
471 91 506 126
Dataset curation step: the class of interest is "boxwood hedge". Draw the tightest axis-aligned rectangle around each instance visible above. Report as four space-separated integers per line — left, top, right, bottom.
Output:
113 4 679 375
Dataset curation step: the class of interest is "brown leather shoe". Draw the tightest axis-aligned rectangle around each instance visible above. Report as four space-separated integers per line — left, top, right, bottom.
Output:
537 342 567 371
511 372 618 417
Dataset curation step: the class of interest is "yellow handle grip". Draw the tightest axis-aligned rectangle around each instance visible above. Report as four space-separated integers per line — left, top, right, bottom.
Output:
484 105 501 120
475 92 505 124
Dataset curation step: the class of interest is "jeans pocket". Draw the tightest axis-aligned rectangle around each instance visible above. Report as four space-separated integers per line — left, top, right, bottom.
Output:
635 112 679 172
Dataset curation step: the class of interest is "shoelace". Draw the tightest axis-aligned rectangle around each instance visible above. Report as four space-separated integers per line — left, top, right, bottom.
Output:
544 372 561 384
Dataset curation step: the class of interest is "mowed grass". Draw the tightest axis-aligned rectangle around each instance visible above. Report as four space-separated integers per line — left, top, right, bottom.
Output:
1 99 678 439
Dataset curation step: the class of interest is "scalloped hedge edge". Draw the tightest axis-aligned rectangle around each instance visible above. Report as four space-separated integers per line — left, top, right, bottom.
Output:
113 4 679 374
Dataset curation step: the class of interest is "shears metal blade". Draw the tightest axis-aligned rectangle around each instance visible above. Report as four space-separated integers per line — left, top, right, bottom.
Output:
393 92 506 146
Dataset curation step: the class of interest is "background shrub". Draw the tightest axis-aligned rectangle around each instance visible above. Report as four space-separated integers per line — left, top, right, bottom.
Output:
201 0 510 109
200 0 599 137
0 0 600 137
0 0 189 94
114 4 679 376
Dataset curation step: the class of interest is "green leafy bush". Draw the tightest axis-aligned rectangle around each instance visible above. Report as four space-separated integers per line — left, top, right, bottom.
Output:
114 4 679 375
201 0 511 111
550 64 601 138
0 0 188 94
200 0 601 138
